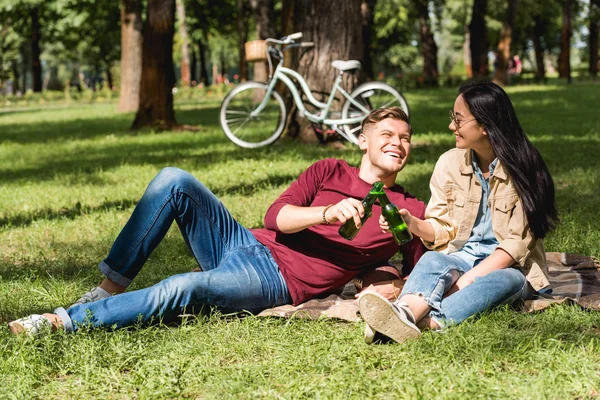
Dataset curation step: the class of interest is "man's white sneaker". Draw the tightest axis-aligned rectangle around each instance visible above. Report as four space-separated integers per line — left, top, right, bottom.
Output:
8 314 53 336
358 291 421 343
69 286 112 308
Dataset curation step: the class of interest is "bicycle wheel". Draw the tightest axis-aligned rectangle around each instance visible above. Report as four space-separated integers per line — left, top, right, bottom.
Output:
220 81 287 148
341 82 410 144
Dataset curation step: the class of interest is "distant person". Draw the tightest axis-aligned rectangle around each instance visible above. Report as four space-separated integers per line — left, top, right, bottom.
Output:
9 107 427 336
359 81 558 343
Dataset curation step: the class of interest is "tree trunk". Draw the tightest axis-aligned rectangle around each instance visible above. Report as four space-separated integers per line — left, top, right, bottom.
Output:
493 0 518 86
11 59 20 94
132 0 177 130
589 0 600 78
31 7 42 93
176 0 191 86
414 0 438 86
558 0 572 81
532 15 546 80
21 42 29 92
469 0 489 78
106 64 114 90
463 29 472 78
190 46 197 83
361 0 376 81
291 0 363 142
118 0 143 112
237 0 249 82
198 39 209 86
249 0 276 82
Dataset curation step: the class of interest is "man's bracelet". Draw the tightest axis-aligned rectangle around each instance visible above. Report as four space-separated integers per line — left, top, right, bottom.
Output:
322 204 333 224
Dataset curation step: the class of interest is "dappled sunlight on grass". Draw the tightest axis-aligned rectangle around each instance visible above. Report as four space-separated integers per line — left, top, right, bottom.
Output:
0 84 599 398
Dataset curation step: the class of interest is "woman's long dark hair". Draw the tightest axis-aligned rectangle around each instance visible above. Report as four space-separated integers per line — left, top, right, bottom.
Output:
459 81 558 239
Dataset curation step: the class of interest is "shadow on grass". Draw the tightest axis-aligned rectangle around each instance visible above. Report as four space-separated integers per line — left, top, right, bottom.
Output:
0 172 302 229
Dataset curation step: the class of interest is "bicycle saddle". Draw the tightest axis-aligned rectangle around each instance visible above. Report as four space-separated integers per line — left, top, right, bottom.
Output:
331 60 361 72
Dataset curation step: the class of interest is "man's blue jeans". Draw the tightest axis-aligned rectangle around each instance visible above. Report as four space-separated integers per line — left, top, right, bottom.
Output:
400 251 534 328
55 168 291 332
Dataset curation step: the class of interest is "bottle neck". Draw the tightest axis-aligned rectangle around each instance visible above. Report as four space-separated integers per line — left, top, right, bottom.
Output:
377 190 391 207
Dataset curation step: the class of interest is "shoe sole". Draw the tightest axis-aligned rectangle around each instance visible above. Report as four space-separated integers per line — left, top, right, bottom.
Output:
8 321 25 335
358 292 420 343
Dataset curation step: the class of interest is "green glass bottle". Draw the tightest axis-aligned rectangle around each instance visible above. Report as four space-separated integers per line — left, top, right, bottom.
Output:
339 181 384 240
378 191 413 245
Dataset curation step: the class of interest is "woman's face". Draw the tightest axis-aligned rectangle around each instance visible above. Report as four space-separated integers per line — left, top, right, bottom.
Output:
449 95 490 153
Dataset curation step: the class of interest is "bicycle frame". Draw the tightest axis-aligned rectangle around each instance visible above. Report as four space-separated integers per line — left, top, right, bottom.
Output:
249 49 371 130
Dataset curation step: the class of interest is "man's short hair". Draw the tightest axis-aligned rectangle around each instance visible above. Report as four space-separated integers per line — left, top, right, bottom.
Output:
361 107 411 134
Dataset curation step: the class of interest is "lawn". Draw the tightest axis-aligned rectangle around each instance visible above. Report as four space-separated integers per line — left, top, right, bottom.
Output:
1 83 599 399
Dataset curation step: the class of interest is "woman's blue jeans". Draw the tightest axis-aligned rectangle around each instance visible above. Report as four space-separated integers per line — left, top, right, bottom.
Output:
55 167 291 332
400 251 534 328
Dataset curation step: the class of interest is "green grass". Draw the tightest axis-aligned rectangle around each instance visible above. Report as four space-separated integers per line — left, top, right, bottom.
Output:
1 83 599 398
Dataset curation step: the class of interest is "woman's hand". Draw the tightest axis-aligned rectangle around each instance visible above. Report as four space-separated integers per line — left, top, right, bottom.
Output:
378 214 390 233
355 279 404 301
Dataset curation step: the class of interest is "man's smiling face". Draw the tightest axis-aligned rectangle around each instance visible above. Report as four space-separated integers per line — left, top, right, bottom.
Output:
359 118 412 176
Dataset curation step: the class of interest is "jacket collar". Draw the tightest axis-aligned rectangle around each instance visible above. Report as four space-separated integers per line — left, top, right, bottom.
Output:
459 149 508 180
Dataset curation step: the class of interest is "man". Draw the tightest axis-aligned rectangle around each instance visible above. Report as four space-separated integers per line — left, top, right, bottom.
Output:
9 107 426 335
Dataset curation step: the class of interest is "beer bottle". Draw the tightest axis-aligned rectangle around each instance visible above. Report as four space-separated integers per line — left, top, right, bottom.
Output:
378 191 413 245
339 181 384 240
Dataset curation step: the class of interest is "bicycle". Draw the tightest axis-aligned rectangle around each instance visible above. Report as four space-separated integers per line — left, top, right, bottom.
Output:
219 32 410 149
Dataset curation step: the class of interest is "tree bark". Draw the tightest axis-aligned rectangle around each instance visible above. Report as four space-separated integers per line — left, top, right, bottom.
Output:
198 39 209 86
469 0 489 79
558 0 572 81
414 0 438 86
106 64 114 90
190 46 197 83
237 0 250 82
493 0 518 86
249 0 276 82
21 41 29 92
291 0 363 142
132 0 178 130
11 59 20 94
30 7 42 93
118 0 143 112
361 0 376 81
176 0 191 86
532 15 546 80
589 0 600 77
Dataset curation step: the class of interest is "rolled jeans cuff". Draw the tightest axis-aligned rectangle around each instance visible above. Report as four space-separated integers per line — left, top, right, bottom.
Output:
54 307 74 333
99 260 132 287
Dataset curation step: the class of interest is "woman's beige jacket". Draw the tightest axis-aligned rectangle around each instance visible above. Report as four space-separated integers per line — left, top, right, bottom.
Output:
422 148 550 291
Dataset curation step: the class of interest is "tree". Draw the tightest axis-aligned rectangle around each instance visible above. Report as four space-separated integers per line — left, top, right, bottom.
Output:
558 0 573 81
132 0 178 130
469 0 489 78
249 0 276 83
412 0 439 86
176 0 191 86
361 0 377 81
237 0 250 82
589 0 600 77
119 0 143 112
493 0 518 86
290 0 363 141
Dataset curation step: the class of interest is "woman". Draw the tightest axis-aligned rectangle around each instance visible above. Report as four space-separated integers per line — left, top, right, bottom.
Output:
358 81 558 343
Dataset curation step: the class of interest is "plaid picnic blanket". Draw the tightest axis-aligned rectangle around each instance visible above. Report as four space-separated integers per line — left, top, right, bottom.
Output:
257 252 600 322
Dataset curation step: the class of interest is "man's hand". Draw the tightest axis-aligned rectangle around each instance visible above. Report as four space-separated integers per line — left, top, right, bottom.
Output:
324 197 365 228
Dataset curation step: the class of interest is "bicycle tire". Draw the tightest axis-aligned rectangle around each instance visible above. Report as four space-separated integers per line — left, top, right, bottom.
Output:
220 81 287 148
340 82 410 144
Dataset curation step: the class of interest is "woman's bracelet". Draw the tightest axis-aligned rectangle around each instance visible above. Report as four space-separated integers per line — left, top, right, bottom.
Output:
322 204 333 224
